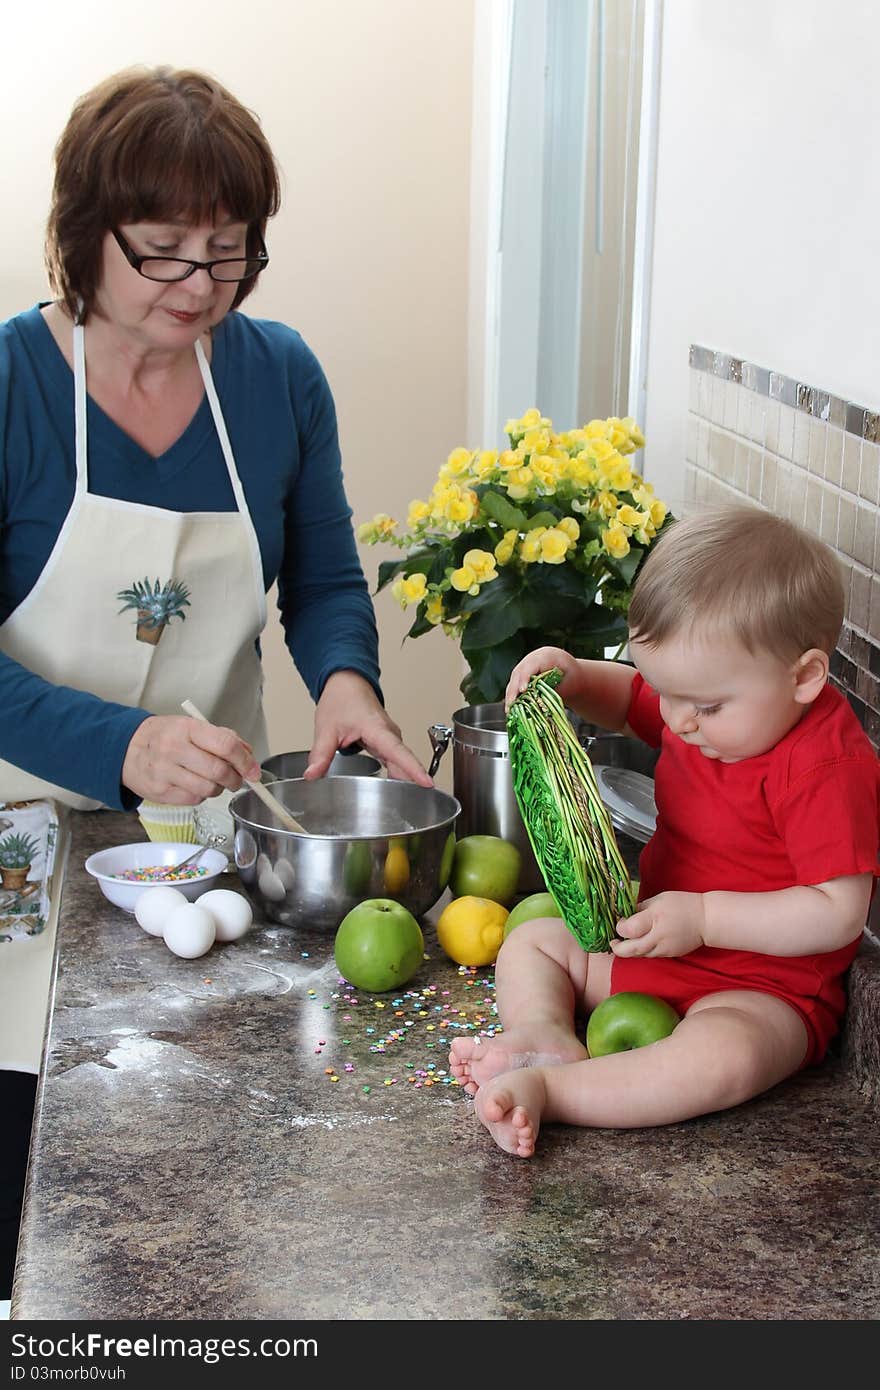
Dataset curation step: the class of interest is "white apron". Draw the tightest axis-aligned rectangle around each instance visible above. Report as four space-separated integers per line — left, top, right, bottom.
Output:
0 322 268 1069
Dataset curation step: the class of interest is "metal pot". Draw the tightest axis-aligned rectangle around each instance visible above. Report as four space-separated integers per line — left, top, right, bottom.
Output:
428 704 657 894
260 750 382 781
229 776 460 930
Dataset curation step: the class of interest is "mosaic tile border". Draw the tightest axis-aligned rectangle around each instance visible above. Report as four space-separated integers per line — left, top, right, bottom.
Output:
689 345 879 443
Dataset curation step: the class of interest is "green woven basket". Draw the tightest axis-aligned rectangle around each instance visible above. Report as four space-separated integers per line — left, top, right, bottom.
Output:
507 669 636 951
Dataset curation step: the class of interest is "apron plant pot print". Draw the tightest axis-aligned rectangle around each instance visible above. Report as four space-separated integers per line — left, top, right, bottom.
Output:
0 831 39 890
0 807 57 937
117 577 191 645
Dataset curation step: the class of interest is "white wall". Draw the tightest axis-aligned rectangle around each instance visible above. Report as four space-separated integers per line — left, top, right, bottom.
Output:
0 1 474 786
643 0 880 512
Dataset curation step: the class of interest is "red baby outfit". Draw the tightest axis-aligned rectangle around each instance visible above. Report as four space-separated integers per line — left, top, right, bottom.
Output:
612 675 880 1065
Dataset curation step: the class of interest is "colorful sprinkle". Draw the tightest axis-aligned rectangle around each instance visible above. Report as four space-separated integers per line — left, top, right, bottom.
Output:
113 865 208 882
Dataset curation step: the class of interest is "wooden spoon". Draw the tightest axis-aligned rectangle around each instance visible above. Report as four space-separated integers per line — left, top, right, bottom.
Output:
181 700 310 835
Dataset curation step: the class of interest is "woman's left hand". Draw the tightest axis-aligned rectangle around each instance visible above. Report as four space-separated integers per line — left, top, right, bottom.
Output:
304 671 433 786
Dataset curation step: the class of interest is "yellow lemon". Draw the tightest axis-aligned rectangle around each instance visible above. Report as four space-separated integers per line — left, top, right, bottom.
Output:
435 895 508 967
383 843 410 894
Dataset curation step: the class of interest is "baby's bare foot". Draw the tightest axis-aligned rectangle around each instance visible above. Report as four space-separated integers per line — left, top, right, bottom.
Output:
449 1025 586 1096
476 1068 549 1157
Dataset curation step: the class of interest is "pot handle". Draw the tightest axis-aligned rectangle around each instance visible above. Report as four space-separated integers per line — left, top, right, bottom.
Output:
427 723 453 778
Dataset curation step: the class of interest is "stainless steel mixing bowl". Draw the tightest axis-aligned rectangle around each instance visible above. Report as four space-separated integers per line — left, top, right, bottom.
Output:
229 777 460 929
261 750 382 781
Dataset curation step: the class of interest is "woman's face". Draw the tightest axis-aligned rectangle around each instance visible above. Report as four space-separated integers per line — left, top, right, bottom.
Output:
94 217 247 348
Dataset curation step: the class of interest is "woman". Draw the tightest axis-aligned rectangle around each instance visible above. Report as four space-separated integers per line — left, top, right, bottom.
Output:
0 65 430 1296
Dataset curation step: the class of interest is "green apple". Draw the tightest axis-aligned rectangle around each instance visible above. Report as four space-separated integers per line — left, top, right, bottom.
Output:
586 991 679 1058
342 841 373 895
503 891 563 939
449 834 521 907
334 898 424 993
439 831 456 890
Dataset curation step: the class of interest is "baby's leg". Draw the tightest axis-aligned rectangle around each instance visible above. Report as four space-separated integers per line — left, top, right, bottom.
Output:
449 918 612 1094
473 989 809 1157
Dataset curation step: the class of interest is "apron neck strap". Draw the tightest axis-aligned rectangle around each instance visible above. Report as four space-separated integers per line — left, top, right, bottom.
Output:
72 323 88 496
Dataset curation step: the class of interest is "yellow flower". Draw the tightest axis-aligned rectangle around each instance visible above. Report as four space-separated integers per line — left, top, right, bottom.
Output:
357 512 397 543
522 427 552 456
425 595 445 625
451 549 497 596
530 454 562 491
584 419 612 440
602 457 633 491
505 466 533 500
519 529 545 564
407 499 431 528
450 566 477 593
539 528 570 564
432 482 478 526
473 450 498 480
391 572 428 607
497 449 521 472
463 549 498 583
623 417 646 449
595 490 619 519
602 523 631 559
565 454 599 488
557 516 580 543
505 408 551 440
441 447 474 478
494 529 518 565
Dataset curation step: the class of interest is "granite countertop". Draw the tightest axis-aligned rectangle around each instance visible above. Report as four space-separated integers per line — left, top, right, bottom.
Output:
12 810 880 1321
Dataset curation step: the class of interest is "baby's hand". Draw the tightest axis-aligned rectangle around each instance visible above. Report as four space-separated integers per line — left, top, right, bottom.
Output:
504 646 580 711
611 892 706 959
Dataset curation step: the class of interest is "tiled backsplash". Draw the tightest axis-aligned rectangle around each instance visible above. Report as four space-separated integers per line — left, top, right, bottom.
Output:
686 346 880 753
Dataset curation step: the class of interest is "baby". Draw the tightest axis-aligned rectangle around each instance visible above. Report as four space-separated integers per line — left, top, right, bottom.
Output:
449 503 879 1157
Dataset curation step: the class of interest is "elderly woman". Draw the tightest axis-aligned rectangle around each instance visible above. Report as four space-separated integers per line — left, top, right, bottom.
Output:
0 65 430 1294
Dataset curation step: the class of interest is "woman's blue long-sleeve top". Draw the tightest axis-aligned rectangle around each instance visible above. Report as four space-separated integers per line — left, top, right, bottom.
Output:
0 306 381 808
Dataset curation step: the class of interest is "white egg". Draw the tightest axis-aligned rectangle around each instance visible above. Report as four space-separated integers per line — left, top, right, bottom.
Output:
162 902 216 959
197 888 253 942
134 885 188 937
274 858 296 891
257 864 287 902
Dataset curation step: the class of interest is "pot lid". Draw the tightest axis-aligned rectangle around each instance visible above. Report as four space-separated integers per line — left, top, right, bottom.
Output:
593 765 657 844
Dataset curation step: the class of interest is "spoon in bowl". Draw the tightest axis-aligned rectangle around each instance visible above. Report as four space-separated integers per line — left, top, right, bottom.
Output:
181 700 310 835
152 843 211 880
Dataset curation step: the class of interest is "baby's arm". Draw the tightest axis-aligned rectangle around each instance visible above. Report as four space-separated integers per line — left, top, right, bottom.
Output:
505 646 637 733
613 874 871 959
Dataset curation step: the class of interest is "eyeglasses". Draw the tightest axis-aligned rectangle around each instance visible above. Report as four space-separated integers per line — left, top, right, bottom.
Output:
112 228 269 283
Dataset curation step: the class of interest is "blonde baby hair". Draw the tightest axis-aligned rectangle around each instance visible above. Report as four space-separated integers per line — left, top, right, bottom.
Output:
626 502 845 660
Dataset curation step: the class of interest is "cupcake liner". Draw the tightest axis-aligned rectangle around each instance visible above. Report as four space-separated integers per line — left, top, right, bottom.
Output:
137 800 197 844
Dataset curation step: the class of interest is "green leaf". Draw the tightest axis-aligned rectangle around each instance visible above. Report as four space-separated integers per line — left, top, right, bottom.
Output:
477 487 527 532
461 635 529 705
523 510 561 531
406 606 435 640
457 570 525 651
376 547 443 593
605 544 644 587
517 565 599 628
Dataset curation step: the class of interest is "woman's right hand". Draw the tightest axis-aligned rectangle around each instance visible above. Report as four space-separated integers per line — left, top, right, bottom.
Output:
121 715 263 804
504 646 581 711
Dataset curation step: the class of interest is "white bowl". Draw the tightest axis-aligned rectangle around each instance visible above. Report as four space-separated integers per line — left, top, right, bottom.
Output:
84 841 228 914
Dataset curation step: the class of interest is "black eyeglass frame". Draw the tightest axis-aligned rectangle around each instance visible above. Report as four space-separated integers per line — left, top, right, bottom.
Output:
112 228 269 283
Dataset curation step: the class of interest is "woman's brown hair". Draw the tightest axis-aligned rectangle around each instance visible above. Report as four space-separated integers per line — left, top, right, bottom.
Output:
45 66 281 322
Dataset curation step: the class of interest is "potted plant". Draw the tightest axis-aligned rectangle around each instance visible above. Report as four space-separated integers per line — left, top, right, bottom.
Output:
117 577 191 646
0 830 40 891
358 409 673 705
